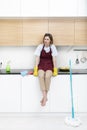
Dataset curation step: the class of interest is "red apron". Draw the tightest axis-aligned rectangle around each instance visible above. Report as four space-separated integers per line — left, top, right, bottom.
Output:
38 45 54 71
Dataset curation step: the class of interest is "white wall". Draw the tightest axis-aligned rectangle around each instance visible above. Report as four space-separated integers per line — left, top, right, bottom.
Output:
0 46 36 69
0 46 87 69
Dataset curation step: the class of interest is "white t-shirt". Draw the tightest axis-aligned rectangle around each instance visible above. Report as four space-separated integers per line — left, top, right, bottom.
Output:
34 44 58 57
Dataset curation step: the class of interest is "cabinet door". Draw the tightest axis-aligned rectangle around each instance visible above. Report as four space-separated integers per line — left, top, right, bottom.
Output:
50 75 71 112
21 0 48 17
73 75 87 112
70 75 78 113
78 0 87 16
49 0 77 16
49 18 75 45
0 19 22 46
0 75 21 112
75 18 87 45
22 75 50 112
0 0 20 17
22 19 48 46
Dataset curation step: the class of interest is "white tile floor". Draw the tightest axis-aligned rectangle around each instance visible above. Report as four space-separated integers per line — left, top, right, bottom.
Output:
0 113 87 130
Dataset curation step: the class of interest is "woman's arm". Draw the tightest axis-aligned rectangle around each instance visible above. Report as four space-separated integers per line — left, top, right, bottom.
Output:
51 45 58 68
35 56 40 67
52 56 57 68
33 56 40 76
52 56 58 76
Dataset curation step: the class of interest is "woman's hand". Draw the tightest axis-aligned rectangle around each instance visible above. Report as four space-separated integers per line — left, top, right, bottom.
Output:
33 56 40 76
53 67 58 76
33 66 38 76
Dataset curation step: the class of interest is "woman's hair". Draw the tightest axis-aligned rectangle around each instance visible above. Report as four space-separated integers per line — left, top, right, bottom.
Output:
43 33 53 44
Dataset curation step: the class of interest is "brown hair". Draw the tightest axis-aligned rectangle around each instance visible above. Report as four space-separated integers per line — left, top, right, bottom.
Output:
43 33 53 44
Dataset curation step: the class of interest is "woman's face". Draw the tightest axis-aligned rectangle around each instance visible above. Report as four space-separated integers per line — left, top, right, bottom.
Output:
43 36 51 46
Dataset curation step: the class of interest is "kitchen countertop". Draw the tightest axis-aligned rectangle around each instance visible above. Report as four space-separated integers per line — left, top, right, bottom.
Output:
0 69 87 75
58 69 87 75
0 69 33 75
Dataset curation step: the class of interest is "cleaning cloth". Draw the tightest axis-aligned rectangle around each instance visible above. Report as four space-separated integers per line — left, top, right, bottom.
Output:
20 70 28 77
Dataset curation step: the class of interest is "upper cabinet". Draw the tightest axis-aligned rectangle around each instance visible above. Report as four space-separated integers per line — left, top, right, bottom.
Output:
78 0 87 16
49 0 87 17
21 0 87 17
49 18 75 45
22 19 48 46
0 19 22 46
21 0 48 17
0 0 87 17
75 18 87 45
0 0 21 17
0 0 49 17
0 18 87 46
49 0 77 17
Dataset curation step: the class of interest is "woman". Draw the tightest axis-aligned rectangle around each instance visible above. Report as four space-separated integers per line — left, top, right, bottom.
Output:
33 33 58 106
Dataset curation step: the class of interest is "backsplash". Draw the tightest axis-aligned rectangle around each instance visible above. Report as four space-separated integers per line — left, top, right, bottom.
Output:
57 46 87 69
0 46 87 69
0 46 36 69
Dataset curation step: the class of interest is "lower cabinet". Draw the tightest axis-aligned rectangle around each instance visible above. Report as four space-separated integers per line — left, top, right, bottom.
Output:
21 75 78 113
0 74 87 112
0 75 21 112
50 75 71 112
73 75 87 112
21 75 50 112
50 74 87 113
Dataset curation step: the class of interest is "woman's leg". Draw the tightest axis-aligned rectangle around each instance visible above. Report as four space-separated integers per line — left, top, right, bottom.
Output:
45 70 52 92
38 70 47 106
38 70 52 106
41 70 52 106
38 70 45 91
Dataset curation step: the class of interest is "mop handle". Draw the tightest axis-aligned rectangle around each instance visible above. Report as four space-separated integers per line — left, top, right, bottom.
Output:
69 60 74 118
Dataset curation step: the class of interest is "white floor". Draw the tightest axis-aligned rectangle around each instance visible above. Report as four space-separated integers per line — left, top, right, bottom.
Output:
0 113 87 130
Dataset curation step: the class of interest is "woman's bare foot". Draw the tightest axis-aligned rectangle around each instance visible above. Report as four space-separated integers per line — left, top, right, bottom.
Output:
41 90 48 106
40 98 44 103
40 97 47 103
41 97 48 106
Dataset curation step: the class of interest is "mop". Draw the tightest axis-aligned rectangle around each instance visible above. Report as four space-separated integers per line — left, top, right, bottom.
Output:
65 60 82 127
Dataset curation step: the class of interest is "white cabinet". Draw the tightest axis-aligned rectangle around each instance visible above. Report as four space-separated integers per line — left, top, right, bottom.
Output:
21 0 49 17
22 74 87 113
49 0 77 17
49 0 87 17
0 74 86 113
0 0 21 17
0 0 87 17
22 75 50 112
71 75 79 113
50 74 87 113
78 0 87 16
73 75 87 112
0 75 21 112
50 75 71 112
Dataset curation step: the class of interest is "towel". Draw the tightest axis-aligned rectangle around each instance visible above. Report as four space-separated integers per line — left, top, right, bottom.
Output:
20 70 28 77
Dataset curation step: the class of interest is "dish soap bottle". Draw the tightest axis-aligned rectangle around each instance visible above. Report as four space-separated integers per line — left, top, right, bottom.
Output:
6 61 11 73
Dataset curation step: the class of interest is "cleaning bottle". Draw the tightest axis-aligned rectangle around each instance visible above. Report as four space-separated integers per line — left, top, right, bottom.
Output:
6 61 11 73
